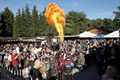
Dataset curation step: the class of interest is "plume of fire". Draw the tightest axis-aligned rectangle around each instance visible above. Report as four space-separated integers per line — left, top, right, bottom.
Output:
45 3 65 43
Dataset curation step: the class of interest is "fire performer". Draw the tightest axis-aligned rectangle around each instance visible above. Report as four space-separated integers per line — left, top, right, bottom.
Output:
45 2 67 80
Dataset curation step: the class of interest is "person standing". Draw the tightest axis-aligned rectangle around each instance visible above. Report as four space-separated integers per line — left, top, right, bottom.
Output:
30 59 43 80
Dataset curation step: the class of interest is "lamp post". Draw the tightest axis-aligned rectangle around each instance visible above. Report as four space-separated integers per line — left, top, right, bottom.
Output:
47 26 51 48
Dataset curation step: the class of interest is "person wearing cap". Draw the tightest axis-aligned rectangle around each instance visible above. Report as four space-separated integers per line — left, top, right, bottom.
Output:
30 59 43 80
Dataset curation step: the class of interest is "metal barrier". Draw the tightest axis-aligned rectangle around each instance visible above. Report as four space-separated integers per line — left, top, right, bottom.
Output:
0 64 23 80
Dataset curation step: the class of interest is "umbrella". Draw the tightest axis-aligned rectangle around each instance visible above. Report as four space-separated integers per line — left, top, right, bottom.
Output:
93 34 105 39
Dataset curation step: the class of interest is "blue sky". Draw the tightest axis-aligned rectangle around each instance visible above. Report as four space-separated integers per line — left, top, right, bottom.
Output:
0 0 120 19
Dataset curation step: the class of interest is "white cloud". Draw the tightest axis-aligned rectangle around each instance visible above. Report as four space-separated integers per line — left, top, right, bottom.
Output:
88 11 115 19
72 3 79 7
95 12 112 16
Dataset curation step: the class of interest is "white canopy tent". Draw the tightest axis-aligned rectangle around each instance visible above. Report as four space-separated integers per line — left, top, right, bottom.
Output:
104 29 120 38
77 31 97 38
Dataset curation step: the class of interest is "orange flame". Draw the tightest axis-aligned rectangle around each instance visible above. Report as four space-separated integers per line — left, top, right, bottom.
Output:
45 3 65 43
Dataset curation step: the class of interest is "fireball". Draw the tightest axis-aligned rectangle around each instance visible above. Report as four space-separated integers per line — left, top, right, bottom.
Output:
45 3 65 43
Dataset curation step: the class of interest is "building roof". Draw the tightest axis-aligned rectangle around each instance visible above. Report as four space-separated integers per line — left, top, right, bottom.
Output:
88 27 112 34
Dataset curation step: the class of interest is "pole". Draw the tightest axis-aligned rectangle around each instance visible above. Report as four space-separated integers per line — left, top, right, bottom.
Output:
47 26 51 48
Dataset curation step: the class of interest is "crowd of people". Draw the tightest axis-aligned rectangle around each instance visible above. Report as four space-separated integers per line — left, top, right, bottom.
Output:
0 39 120 80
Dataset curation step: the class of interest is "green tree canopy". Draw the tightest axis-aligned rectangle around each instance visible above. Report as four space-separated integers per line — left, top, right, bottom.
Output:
13 9 21 37
31 5 39 36
1 7 14 37
65 11 86 35
0 5 119 37
113 6 120 29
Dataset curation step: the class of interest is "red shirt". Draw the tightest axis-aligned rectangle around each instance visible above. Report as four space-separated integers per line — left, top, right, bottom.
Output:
11 54 19 67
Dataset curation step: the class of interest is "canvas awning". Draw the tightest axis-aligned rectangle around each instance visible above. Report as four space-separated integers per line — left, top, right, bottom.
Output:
104 29 120 38
77 31 97 38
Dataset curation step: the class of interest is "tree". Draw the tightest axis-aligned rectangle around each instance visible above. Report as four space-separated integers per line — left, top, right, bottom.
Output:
65 11 86 35
83 18 93 30
20 8 27 37
39 9 49 36
14 5 32 37
24 4 32 37
31 5 39 36
0 13 3 36
102 18 116 30
113 6 120 29
1 7 14 37
13 9 22 37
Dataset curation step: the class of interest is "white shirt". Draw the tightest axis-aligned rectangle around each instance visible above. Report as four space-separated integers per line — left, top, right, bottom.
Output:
16 46 20 54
